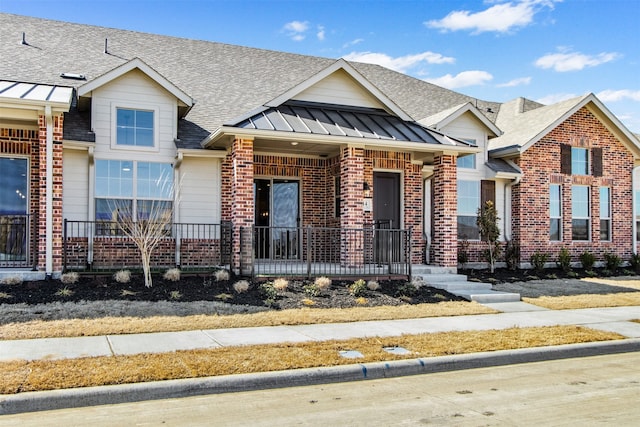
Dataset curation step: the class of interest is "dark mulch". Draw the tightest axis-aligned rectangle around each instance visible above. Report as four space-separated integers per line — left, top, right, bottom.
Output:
461 266 639 285
0 273 467 310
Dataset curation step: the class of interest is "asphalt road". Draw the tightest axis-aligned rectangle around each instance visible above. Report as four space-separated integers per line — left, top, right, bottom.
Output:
2 352 640 426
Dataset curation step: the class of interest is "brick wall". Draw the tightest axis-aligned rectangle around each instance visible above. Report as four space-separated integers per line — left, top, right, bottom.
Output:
431 154 458 267
512 107 635 265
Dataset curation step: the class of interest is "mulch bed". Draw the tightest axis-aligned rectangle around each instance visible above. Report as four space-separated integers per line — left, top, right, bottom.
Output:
0 273 466 310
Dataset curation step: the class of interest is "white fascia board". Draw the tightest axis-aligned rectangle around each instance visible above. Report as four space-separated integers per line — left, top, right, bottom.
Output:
264 58 413 121
78 58 193 108
177 148 228 158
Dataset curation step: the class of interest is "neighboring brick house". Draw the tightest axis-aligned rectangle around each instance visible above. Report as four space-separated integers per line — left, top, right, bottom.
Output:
0 14 639 280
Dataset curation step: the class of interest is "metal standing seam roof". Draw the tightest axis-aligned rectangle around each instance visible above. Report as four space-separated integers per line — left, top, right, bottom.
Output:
235 101 451 145
0 80 73 105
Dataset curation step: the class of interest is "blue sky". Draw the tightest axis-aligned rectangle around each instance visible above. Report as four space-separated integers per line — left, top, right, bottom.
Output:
2 0 639 132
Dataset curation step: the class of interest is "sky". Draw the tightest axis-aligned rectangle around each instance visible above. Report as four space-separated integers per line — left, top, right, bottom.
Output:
2 0 639 132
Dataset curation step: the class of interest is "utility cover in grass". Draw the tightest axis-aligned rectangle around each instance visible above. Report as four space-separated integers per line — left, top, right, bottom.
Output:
383 346 411 355
339 350 364 359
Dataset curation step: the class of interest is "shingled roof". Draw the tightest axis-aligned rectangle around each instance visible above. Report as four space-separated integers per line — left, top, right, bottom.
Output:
0 13 500 149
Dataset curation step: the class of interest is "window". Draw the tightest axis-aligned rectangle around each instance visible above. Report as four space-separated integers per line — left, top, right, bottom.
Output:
116 108 154 147
457 180 480 239
572 185 590 240
550 184 562 241
599 187 611 241
571 147 588 175
457 138 476 169
95 160 172 231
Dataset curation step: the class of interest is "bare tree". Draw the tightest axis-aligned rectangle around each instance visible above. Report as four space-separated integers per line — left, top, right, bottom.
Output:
476 200 501 273
108 170 175 288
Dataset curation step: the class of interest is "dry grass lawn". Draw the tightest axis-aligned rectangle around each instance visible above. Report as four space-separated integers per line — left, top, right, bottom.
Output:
0 325 621 394
524 293 640 310
0 301 495 340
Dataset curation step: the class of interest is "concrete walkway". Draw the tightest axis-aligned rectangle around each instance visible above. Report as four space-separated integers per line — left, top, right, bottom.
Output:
3 303 640 362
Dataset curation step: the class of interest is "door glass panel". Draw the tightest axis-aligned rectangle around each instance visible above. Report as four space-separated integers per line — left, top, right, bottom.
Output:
0 158 28 261
272 180 299 259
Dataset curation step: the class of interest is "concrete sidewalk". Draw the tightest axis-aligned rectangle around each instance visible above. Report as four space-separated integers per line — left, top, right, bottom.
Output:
4 302 640 414
3 303 640 362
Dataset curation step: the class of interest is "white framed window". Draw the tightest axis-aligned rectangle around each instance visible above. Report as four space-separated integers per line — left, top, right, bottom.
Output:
95 159 173 229
600 187 611 241
550 184 562 241
572 185 590 241
571 147 589 175
457 138 477 170
111 103 159 151
457 180 480 240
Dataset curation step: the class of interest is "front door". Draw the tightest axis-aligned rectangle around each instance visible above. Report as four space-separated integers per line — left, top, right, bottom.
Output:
0 157 29 267
373 172 401 263
254 178 300 259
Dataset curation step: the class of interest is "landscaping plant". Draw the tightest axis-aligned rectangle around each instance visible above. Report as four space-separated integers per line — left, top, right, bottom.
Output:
556 247 572 273
476 200 501 273
579 251 596 271
530 251 549 275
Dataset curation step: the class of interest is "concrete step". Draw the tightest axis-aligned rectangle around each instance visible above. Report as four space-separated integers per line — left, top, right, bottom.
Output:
416 273 469 284
411 265 456 275
428 281 493 292
447 289 522 303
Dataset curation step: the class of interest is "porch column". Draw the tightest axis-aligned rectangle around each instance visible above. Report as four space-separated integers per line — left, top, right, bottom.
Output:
340 144 364 267
37 111 64 276
431 153 457 268
404 160 424 264
230 136 254 275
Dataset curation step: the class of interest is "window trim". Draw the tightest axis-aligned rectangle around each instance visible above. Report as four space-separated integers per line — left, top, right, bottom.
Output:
571 185 590 241
110 102 160 152
599 186 611 241
550 184 562 241
571 147 589 176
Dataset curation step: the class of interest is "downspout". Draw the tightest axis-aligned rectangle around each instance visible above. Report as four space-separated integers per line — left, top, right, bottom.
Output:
45 105 54 279
504 175 521 241
174 152 183 267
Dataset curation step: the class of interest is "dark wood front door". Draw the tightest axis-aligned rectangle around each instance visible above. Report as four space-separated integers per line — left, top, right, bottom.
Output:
373 172 401 263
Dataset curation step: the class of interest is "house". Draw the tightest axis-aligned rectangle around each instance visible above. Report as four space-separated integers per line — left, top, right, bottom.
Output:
1 13 639 280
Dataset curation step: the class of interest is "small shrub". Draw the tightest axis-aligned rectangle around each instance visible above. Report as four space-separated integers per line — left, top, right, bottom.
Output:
623 269 635 276
0 292 13 299
233 280 250 294
259 282 277 305
579 251 596 270
355 297 368 305
314 276 332 291
556 247 572 273
366 280 380 291
202 277 213 287
604 252 622 273
121 289 137 297
169 290 182 300
163 268 181 282
214 269 230 282
301 298 315 306
348 279 367 297
433 293 447 301
601 269 612 277
546 273 558 280
530 251 549 274
585 270 597 277
567 271 579 278
55 287 74 297
411 276 425 289
457 239 469 269
303 283 321 297
0 275 22 285
397 281 418 297
215 293 233 301
504 240 520 271
273 278 289 291
60 272 80 285
113 270 131 284
629 253 640 274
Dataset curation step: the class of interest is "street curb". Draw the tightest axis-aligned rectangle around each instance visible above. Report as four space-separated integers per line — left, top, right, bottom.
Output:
2 338 640 415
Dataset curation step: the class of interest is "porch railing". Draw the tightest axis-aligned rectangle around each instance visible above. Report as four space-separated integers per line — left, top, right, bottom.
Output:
241 225 412 278
63 220 232 272
0 214 30 268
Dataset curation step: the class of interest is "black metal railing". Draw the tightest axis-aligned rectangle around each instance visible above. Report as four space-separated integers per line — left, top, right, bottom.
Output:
241 225 412 278
63 220 231 272
0 214 30 268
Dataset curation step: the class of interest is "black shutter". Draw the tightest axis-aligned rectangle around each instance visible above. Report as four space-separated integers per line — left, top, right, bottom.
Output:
560 144 572 175
592 147 603 177
481 180 496 206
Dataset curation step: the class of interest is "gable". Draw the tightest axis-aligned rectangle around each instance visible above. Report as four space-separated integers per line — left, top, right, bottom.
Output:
291 69 385 110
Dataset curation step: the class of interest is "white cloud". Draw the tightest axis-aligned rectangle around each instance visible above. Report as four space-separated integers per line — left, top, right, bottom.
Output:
342 38 364 49
282 20 309 41
497 77 532 87
316 25 325 41
425 0 558 34
425 71 493 89
342 51 455 73
535 50 621 72
596 89 640 103
535 93 577 105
